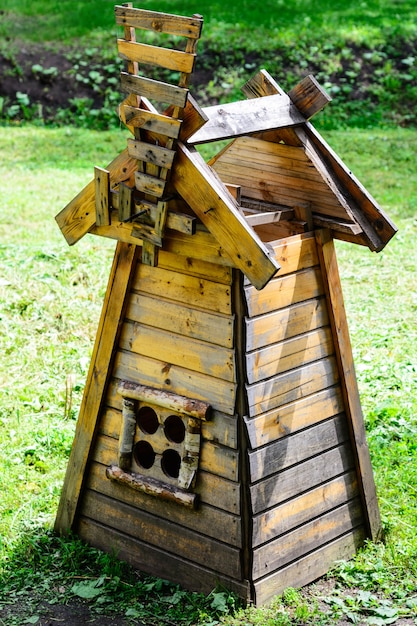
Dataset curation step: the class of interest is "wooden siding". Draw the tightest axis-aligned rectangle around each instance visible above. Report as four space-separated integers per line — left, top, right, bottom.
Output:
244 232 366 603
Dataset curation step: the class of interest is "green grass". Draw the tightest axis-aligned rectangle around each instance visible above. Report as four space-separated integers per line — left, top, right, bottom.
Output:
0 125 417 624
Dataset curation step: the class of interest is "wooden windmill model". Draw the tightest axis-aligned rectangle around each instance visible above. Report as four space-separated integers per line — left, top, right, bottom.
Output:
55 4 397 606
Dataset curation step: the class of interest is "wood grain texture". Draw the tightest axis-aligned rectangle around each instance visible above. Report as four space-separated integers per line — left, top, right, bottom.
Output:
118 39 195 74
121 72 188 108
114 6 203 39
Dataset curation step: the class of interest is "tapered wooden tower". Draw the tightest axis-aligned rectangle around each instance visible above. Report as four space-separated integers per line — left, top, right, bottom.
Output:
55 5 396 605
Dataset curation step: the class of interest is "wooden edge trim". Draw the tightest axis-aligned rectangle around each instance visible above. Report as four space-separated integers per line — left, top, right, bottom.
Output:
106 465 199 509
315 229 382 541
118 380 212 420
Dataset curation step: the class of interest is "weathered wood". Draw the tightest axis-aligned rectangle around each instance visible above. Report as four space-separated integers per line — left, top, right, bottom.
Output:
119 321 236 382
250 442 355 515
242 68 286 98
118 182 133 222
120 105 182 138
134 170 166 198
78 518 250 599
246 326 334 384
157 248 233 284
252 470 359 546
118 39 196 74
248 414 349 483
315 229 382 541
245 385 344 448
54 243 138 533
81 489 241 578
118 381 211 419
244 266 324 317
288 74 332 119
253 498 363 579
189 94 306 144
253 528 365 606
173 142 280 290
114 6 203 39
245 296 328 351
106 465 198 508
128 138 176 169
118 398 136 470
247 355 339 417
87 461 242 545
94 166 110 226
121 72 188 108
245 210 294 227
126 293 234 348
248 232 319 280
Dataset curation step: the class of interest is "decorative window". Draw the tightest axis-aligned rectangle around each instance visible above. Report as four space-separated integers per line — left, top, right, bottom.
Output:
106 382 211 509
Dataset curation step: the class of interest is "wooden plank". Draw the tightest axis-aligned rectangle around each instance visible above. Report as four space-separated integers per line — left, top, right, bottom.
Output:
248 413 349 483
54 243 138 533
246 296 329 351
252 471 359 547
78 517 249 599
118 39 195 74
189 94 306 144
118 182 133 222
128 138 176 169
126 293 234 348
121 72 188 108
253 527 366 606
242 68 286 98
245 385 344 449
173 142 280 290
132 262 233 315
114 6 203 39
252 498 363 579
56 148 137 245
80 490 241 578
134 171 166 198
114 350 237 415
288 74 332 119
119 321 236 382
244 266 324 317
315 229 382 541
250 442 355 515
120 105 182 138
158 248 233 284
246 326 333 384
94 432 240 513
94 166 110 226
247 355 339 417
86 461 241 546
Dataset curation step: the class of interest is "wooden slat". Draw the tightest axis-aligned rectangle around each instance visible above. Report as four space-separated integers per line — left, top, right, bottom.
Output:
173 142 280 290
115 6 203 39
245 385 344 449
246 326 333 384
250 442 355 515
244 266 324 317
126 293 234 348
134 170 166 197
252 471 359 546
288 74 332 119
189 94 306 144
78 518 249 599
253 498 363 579
119 321 236 382
157 248 233 284
248 414 349 483
132 262 233 315
114 350 236 415
81 489 241 578
128 138 176 169
253 527 366 606
242 68 287 98
120 106 182 138
118 39 195 74
121 72 188 108
94 166 110 226
54 243 138 533
86 461 241 546
315 229 382 540
246 296 329 351
94 432 240 513
247 355 339 417
118 182 133 222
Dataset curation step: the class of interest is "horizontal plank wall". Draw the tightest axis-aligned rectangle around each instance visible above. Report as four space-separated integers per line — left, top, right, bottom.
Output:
76 246 247 596
242 232 367 604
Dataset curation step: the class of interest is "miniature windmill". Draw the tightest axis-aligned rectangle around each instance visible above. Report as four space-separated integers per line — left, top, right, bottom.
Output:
55 4 396 606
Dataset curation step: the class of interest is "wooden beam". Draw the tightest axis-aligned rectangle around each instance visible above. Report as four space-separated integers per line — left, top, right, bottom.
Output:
118 39 196 74
94 166 110 226
119 381 211 420
189 94 306 145
114 5 203 39
288 74 332 119
315 229 382 541
172 142 280 290
121 72 188 108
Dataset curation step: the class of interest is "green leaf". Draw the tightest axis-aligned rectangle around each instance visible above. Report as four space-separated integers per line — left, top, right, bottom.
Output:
71 579 103 599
